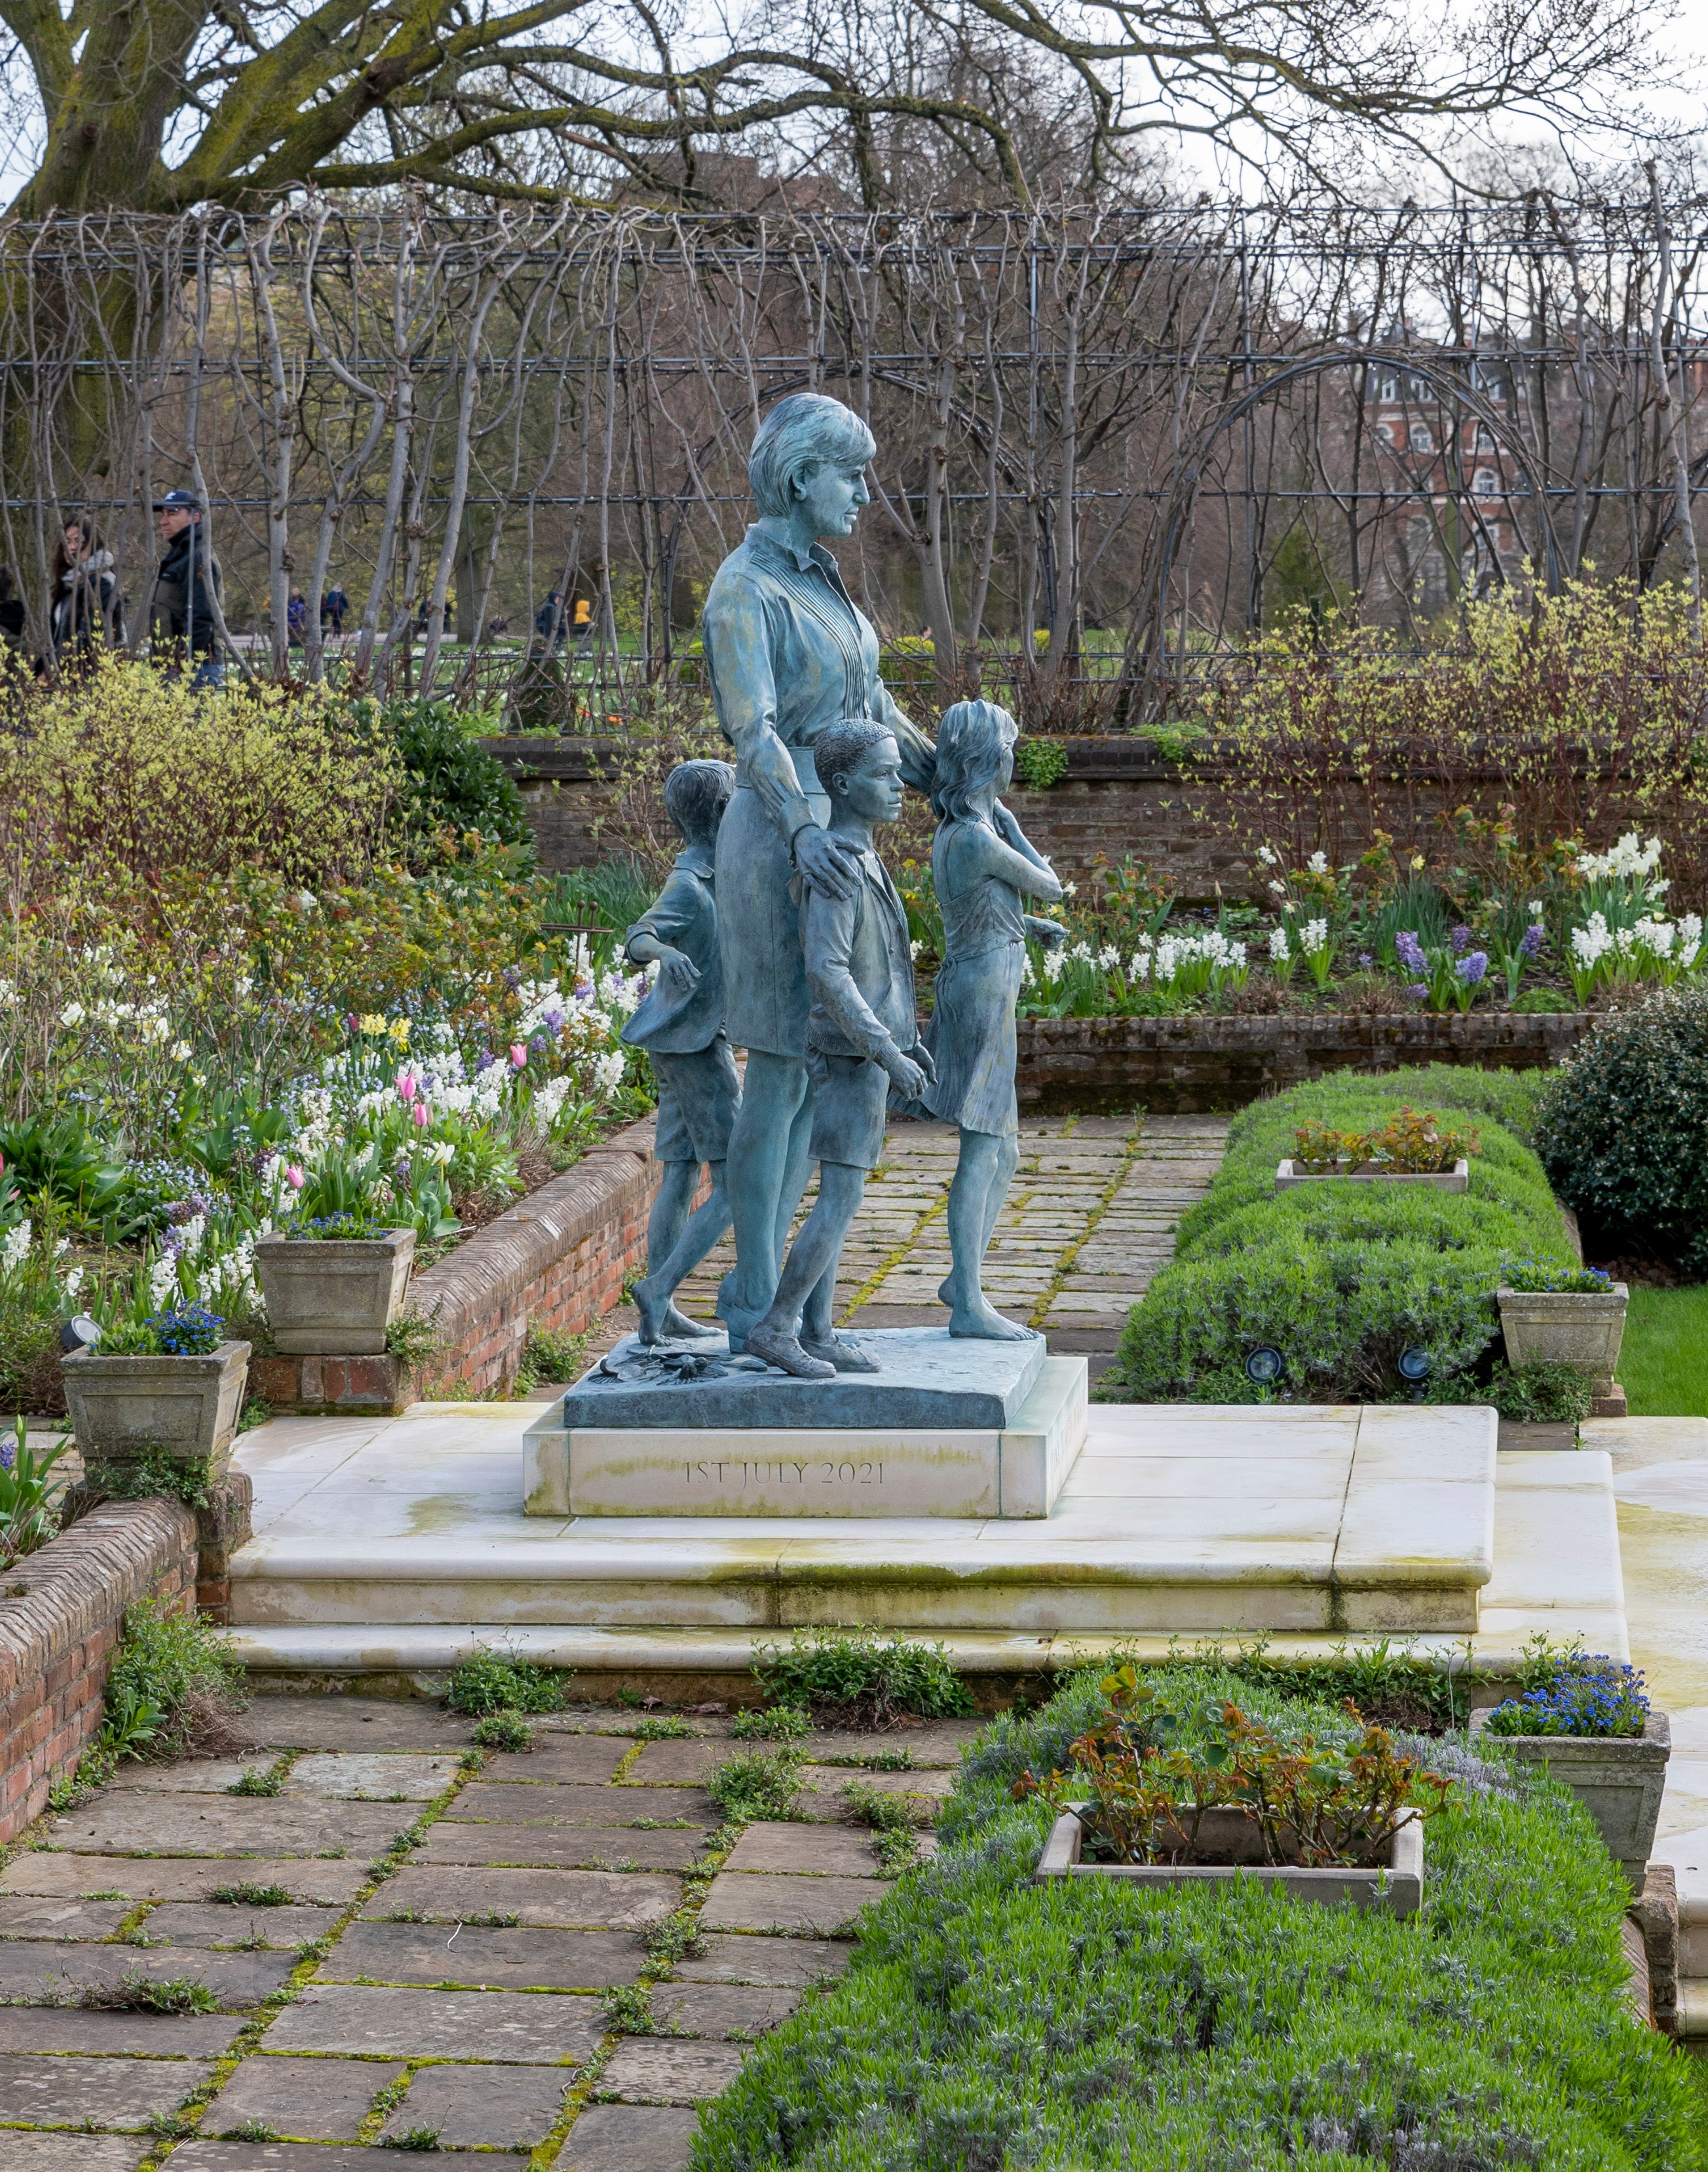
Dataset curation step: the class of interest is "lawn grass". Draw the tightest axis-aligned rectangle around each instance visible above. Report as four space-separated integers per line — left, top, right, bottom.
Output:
1619 1284 1708 1417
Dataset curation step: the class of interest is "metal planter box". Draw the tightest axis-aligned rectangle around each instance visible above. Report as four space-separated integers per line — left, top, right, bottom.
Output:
256 1230 415 1355
1470 1707 1667 1890
1275 1158 1469 1194
1496 1284 1628 1396
1035 1803 1424 1915
61 1341 251 1466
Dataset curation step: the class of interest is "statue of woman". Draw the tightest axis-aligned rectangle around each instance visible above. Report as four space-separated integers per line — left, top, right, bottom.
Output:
924 699 1065 1339
701 394 936 1356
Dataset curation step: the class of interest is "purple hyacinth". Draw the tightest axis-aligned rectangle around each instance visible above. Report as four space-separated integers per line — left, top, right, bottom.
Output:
1449 924 1472 955
1395 930 1427 973
1521 922 1545 957
1407 982 1429 998
1456 951 1489 985
0 1435 14 1474
1357 952 1374 970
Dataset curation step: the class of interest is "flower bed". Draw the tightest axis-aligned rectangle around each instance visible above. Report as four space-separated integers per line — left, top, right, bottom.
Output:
1103 1065 1584 1404
690 1661 1705 2167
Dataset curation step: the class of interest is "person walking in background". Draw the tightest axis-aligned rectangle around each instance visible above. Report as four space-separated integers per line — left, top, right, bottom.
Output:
0 569 25 652
572 595 594 657
535 590 564 652
153 490 223 689
321 584 349 638
286 588 307 646
50 514 122 661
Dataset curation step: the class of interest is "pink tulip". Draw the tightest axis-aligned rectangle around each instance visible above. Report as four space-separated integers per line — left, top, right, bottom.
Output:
509 1043 527 1069
411 1103 430 1129
284 1164 305 1190
396 1071 418 1103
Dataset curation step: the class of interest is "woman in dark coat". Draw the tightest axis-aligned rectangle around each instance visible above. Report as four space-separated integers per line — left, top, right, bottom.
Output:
50 516 122 659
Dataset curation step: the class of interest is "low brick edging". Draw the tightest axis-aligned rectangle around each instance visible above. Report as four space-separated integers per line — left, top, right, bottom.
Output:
1015 1011 1595 1114
0 1499 197 1844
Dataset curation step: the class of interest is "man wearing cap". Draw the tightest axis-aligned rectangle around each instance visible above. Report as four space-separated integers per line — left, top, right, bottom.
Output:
153 491 223 689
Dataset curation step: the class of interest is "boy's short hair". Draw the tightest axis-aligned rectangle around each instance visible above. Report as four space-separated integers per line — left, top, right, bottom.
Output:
814 719 893 798
663 759 735 840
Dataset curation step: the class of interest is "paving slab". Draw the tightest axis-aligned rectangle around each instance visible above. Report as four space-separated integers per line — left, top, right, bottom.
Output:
267 1981 601 2062
322 1920 649 1990
0 1941 294 2009
791 1765 953 1818
698 1871 891 1936
108 1761 276 1794
484 1738 632 1785
284 1755 461 1800
0 2009 242 2055
0 1856 371 1905
415 1824 706 1872
624 1742 725 1786
802 1725 978 1767
361 1866 679 1930
143 1902 343 1949
168 2149 432 2171
1 2137 149 2171
246 1698 477 1753
599 2038 748 2103
720 1825 884 1878
0 1897 132 1940
673 1934 852 1986
446 1781 715 1827
207 2055 407 2141
0 2051 216 2127
43 1799 411 1860
559 2103 700 2172
647 1981 801 2038
379 2061 571 2146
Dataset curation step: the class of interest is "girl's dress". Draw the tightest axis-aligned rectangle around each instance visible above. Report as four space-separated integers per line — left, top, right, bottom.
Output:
924 817 1025 1138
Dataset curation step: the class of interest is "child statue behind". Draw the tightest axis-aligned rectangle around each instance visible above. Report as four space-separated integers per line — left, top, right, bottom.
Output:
924 700 1065 1339
620 759 740 1347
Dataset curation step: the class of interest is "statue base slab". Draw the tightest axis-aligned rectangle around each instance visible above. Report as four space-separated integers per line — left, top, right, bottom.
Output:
526 1348 1086 1519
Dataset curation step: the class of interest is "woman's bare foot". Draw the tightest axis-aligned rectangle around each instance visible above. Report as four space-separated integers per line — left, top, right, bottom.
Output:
662 1303 718 1341
800 1333 879 1373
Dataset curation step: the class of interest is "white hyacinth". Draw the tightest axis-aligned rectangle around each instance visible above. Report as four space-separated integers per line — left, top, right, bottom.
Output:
1 1220 31 1272
1268 928 1291 962
1300 917 1329 955
1569 913 1614 968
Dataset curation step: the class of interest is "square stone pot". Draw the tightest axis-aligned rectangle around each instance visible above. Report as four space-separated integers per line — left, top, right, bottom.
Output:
1035 1803 1423 1915
1276 1158 1468 1194
256 1229 415 1355
1470 1707 1668 1889
61 1341 251 1467
1496 1284 1627 1395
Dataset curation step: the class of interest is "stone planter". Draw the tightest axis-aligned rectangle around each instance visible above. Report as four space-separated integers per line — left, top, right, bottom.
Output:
256 1229 415 1355
1496 1284 1628 1396
61 1342 251 1469
1275 1158 1469 1194
1035 1803 1424 1915
1470 1707 1669 1889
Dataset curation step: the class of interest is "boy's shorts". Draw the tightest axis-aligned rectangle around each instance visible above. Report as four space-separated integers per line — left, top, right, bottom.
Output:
650 1037 740 1164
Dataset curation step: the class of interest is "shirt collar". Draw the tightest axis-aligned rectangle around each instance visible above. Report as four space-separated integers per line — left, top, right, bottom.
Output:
747 525 840 579
675 842 715 878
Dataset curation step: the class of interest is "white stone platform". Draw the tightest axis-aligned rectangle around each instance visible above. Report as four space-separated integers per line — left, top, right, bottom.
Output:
525 1354 1087 1520
206 1398 1634 1683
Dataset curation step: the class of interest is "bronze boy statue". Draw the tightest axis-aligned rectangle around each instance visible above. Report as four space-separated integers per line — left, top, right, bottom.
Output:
744 720 933 1380
620 760 740 1347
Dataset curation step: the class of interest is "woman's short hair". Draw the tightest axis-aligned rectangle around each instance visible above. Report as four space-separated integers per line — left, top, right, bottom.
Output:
749 395 877 520
814 717 892 797
931 700 1019 821
662 759 735 841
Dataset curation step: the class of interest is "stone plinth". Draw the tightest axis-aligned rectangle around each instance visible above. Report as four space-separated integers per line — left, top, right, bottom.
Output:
524 1353 1086 1519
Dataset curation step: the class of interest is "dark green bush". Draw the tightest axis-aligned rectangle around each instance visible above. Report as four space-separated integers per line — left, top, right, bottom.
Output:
1535 986 1708 1273
753 1625 975 1727
387 698 535 856
689 1666 1707 2171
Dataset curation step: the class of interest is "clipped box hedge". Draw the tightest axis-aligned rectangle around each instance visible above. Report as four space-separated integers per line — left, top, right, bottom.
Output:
691 1666 1706 2171
1109 1066 1575 1403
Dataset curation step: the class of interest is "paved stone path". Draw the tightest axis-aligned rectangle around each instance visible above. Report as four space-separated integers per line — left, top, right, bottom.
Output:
0 1696 981 2171
589 1113 1228 1381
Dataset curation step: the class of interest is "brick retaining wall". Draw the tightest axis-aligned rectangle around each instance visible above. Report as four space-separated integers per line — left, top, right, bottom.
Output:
0 1499 197 1844
1014 1010 1594 1115
254 1117 672 1413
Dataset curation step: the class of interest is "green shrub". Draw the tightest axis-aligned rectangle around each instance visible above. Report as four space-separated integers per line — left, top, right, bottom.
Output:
1535 985 1708 1272
470 1710 535 1752
731 1704 812 1742
688 1666 1705 2171
388 697 534 858
753 1625 975 1727
104 1595 245 1759
444 1647 567 1716
1426 1360 1593 1425
706 1749 805 1823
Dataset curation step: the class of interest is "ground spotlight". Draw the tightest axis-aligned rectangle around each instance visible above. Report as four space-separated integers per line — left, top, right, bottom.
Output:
1244 1345 1286 1386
